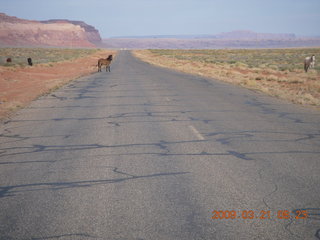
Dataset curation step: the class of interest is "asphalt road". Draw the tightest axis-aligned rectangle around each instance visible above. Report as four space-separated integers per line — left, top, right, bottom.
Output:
0 50 319 240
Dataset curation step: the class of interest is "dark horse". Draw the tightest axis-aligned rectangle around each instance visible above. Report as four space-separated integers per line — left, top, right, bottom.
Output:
98 55 113 72
27 58 33 66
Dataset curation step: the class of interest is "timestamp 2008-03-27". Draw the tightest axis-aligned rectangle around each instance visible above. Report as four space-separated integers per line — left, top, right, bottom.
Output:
211 210 308 220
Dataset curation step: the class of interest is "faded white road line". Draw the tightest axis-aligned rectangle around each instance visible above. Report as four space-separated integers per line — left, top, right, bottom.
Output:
188 125 205 140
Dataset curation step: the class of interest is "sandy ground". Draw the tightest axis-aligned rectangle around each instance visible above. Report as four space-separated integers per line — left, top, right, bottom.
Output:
0 49 116 120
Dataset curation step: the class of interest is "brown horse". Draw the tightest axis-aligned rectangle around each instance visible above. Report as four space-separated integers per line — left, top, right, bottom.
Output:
98 58 112 72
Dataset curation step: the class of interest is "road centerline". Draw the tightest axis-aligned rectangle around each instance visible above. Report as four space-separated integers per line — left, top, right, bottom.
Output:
188 125 205 140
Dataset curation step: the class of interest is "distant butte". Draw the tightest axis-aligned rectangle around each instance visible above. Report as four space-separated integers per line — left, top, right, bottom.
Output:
0 13 102 47
103 30 320 49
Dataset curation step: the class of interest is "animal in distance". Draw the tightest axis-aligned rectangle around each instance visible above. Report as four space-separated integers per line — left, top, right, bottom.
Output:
27 58 33 66
304 55 315 72
98 55 113 72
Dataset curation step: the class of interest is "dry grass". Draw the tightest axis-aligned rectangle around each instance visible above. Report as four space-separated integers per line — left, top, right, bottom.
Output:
0 47 99 67
0 48 116 119
133 49 320 107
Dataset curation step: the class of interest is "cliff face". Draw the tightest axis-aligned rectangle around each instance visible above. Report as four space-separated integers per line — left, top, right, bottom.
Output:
0 13 102 47
40 19 102 43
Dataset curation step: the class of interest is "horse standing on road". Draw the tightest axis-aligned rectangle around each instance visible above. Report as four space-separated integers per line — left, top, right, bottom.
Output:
98 55 113 72
304 55 315 72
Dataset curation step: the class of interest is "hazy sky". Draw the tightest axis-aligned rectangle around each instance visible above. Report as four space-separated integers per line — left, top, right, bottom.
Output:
1 0 320 38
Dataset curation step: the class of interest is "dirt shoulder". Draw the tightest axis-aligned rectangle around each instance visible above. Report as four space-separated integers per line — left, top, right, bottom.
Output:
0 49 116 120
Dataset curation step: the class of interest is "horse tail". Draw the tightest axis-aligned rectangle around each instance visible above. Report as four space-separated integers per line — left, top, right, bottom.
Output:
304 61 308 72
97 59 101 72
